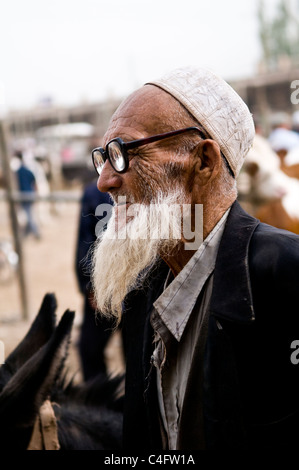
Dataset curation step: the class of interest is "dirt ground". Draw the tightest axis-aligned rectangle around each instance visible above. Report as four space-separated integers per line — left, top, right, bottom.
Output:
0 193 125 381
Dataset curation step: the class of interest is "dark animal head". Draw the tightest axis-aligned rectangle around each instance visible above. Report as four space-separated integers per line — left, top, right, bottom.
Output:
52 373 124 450
0 293 74 450
0 293 123 450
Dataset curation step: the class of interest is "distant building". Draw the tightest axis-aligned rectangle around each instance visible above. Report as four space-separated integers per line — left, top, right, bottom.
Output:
5 65 299 143
5 98 122 142
230 61 299 135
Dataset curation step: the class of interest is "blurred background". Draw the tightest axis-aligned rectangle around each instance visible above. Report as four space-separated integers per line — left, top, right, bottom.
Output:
1 0 299 378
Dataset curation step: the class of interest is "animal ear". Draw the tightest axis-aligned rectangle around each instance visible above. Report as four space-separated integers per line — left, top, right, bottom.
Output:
245 161 259 177
0 309 74 430
0 293 57 389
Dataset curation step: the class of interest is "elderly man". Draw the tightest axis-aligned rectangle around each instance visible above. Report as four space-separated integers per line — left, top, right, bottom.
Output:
91 67 299 449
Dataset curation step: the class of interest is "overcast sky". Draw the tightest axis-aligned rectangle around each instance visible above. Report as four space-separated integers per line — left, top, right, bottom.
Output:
0 0 280 112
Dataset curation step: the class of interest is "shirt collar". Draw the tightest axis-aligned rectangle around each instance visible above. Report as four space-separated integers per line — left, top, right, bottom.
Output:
153 208 230 341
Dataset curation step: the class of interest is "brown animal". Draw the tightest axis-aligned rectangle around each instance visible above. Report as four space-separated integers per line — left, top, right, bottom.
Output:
255 199 299 234
281 162 299 180
238 135 299 234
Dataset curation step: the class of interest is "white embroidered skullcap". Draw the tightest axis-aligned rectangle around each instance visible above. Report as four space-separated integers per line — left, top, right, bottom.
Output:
145 66 255 177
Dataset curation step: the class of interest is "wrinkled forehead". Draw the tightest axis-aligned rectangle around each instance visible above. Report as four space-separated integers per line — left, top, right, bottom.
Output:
104 85 193 143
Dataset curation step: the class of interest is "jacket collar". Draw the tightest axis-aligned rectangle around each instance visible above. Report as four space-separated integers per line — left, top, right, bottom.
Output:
153 208 229 341
210 200 260 324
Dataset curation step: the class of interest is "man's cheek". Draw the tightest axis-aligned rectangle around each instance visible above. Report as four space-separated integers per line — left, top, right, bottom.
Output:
133 160 163 199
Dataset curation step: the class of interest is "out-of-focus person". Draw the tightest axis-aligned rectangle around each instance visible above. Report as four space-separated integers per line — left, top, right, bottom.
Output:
14 150 40 239
75 180 115 380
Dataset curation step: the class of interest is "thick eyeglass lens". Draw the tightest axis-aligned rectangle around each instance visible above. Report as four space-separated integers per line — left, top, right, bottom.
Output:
108 141 126 172
93 150 105 175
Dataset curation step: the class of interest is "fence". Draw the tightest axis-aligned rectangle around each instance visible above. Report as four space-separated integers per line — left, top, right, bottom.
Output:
0 120 84 321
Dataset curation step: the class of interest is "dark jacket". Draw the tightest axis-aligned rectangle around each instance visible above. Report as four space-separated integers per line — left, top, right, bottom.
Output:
122 200 299 449
16 164 36 193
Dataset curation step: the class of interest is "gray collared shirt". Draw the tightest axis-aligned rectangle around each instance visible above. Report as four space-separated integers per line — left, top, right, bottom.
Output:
150 208 230 449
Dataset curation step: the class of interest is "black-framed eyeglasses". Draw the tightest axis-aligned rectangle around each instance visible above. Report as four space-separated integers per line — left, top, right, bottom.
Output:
91 126 207 176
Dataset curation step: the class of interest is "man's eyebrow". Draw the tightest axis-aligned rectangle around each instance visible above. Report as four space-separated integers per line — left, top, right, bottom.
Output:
106 132 145 144
122 134 143 142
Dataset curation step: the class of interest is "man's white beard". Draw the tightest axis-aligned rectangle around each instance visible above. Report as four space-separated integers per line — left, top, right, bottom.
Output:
91 189 188 324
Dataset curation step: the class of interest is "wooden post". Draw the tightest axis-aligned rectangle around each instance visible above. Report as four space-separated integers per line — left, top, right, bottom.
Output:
0 119 29 320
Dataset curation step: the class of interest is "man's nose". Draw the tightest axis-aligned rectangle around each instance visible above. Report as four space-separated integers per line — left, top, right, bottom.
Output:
97 160 122 193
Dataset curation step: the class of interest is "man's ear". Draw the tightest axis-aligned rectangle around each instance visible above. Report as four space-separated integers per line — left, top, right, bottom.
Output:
191 139 222 186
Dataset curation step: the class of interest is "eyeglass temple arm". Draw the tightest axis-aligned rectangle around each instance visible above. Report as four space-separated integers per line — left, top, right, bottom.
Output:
124 127 206 150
